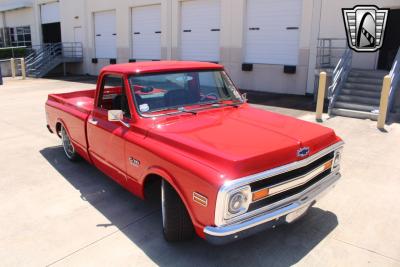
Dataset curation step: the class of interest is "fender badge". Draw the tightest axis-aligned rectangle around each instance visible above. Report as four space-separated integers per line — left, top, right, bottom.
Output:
128 157 140 166
193 192 208 207
297 147 310 158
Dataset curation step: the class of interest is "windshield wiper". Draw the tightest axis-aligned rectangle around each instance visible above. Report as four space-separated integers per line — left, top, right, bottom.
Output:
143 101 241 118
209 100 243 108
177 106 197 115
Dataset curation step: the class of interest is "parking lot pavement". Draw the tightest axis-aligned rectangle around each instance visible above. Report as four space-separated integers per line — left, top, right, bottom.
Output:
0 77 399 267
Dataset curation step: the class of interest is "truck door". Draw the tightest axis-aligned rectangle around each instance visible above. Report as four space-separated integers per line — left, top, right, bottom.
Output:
87 74 131 186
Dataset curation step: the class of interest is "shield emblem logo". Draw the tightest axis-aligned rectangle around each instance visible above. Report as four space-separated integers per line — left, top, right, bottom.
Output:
297 147 310 158
342 5 389 52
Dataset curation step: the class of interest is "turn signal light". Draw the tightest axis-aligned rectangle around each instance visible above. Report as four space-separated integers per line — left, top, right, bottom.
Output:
323 160 333 170
252 188 269 201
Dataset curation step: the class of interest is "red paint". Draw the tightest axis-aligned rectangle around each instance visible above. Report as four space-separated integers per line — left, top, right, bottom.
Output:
45 61 342 239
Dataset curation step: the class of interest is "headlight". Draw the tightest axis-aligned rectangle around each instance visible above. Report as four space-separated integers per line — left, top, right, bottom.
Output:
224 186 251 219
332 148 343 170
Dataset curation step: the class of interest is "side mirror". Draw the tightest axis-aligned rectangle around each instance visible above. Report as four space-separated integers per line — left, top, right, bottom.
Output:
108 110 123 121
108 110 130 128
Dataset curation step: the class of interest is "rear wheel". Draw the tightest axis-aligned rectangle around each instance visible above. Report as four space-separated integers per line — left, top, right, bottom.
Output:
60 125 78 161
161 180 194 242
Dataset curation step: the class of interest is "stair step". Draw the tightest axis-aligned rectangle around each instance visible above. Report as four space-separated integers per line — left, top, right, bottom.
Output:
341 89 382 98
334 101 379 112
349 69 388 79
337 95 380 106
331 108 378 121
343 82 382 91
347 76 383 84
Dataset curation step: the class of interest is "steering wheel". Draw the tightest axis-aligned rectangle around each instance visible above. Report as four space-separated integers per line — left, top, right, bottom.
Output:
201 92 219 101
140 86 154 93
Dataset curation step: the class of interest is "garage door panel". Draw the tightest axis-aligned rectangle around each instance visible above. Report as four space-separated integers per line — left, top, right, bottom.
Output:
41 2 60 24
94 10 116 59
245 0 302 65
132 5 161 60
181 0 220 61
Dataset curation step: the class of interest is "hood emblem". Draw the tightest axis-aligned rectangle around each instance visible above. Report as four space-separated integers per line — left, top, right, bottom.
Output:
297 147 310 158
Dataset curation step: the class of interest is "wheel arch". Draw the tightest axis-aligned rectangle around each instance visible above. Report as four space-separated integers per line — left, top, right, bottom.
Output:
55 119 68 138
142 168 199 229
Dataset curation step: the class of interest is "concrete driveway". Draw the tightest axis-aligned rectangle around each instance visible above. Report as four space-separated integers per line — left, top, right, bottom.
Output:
0 77 399 267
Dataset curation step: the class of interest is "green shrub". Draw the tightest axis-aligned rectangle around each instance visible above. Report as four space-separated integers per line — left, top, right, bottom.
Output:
0 47 27 59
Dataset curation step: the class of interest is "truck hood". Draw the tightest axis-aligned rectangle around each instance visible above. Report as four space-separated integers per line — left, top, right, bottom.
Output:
148 105 340 179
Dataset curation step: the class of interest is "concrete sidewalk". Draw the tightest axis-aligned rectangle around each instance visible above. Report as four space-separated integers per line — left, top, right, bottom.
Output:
0 77 399 267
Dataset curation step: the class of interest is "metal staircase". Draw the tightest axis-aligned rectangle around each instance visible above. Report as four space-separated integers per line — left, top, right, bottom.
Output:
24 42 83 78
317 38 400 121
330 69 387 120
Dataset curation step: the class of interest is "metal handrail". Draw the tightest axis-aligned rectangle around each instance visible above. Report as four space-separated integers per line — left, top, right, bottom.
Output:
327 46 353 114
316 38 347 69
24 42 83 76
388 47 400 113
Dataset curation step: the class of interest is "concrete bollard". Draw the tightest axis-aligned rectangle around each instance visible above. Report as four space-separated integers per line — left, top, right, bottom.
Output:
20 58 26 79
10 58 16 78
377 75 391 130
316 71 327 122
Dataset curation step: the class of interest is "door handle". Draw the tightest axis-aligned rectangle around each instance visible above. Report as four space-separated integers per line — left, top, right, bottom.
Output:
88 118 98 125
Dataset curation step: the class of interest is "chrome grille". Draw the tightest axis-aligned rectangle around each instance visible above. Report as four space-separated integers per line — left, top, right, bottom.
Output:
250 151 334 191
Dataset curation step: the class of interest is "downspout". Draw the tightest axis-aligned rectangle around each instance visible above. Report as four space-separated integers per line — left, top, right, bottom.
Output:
1 11 6 47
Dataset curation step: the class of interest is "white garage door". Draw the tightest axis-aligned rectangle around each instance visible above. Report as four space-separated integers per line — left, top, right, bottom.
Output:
41 2 60 24
94 10 116 58
245 0 302 65
132 5 161 60
180 0 220 61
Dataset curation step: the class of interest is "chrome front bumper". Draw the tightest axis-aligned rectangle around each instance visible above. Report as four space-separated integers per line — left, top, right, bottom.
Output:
204 172 341 245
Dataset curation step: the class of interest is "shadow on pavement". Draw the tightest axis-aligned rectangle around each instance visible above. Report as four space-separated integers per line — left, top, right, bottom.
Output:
40 146 338 267
242 90 329 113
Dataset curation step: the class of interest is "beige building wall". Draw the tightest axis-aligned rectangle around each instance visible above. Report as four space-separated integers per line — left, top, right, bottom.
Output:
0 0 398 94
184 0 315 95
0 0 40 47
53 0 171 75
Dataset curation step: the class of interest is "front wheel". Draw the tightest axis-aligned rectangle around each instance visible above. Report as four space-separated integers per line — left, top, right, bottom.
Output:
161 180 194 242
60 125 79 161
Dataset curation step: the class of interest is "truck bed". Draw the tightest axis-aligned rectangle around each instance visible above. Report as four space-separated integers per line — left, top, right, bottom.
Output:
47 89 96 115
45 89 96 162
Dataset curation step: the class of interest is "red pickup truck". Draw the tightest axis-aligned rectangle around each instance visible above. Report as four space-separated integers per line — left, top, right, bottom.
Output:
45 61 343 245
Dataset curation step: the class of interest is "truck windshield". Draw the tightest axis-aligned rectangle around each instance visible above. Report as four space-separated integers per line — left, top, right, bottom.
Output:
128 70 242 116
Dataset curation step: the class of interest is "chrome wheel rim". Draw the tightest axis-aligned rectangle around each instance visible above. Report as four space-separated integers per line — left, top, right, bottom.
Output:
61 126 75 159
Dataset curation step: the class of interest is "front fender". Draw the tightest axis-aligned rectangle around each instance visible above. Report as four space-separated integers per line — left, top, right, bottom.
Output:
142 165 218 239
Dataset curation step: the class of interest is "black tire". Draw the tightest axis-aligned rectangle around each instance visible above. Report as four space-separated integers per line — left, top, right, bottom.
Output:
60 125 79 161
161 180 194 242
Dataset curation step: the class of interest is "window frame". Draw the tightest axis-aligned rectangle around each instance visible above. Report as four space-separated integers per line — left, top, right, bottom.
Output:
0 25 32 47
97 73 132 118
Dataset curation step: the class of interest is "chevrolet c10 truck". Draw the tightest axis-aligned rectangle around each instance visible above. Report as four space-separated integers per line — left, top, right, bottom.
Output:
45 61 343 245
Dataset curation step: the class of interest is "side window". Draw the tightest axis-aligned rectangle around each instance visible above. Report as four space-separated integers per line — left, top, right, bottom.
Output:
98 75 131 118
